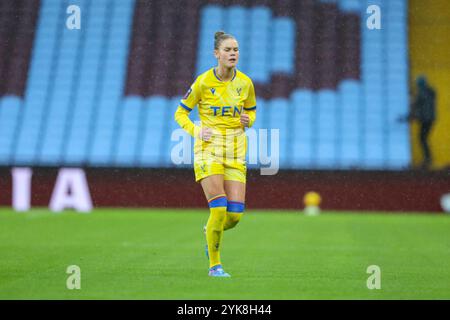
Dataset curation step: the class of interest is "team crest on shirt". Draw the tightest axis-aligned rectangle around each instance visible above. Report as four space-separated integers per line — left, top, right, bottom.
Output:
236 88 242 96
210 88 216 95
183 88 192 99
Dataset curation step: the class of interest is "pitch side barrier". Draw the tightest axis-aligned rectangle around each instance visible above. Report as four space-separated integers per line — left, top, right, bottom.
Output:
0 167 449 213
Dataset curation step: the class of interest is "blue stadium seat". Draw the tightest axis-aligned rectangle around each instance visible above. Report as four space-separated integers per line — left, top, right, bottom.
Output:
0 97 22 163
388 134 409 169
197 5 223 74
14 0 61 164
250 98 266 131
138 97 168 167
338 0 362 12
246 98 264 170
340 142 361 168
339 81 360 117
161 97 184 168
248 7 270 82
271 18 295 74
317 91 337 142
89 0 134 165
224 6 248 72
65 0 109 164
265 99 290 167
114 97 144 166
363 142 386 169
290 90 314 167
316 143 337 168
39 0 86 165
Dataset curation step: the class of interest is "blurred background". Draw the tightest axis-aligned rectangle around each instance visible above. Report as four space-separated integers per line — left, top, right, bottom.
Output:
0 0 449 212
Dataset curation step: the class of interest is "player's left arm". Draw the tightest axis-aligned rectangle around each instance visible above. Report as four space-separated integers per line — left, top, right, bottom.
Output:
241 80 257 128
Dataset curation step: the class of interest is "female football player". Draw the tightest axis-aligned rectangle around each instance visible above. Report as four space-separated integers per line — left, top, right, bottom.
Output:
174 31 257 277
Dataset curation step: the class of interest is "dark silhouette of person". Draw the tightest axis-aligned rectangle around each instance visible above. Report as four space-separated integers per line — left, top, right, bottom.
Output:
404 76 436 168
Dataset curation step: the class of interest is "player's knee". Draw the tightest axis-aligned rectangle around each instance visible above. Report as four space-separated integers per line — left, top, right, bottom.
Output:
208 194 228 225
216 210 227 224
226 213 242 229
226 201 245 228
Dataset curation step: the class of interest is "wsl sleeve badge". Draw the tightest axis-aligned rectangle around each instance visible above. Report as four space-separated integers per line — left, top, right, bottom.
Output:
183 88 192 100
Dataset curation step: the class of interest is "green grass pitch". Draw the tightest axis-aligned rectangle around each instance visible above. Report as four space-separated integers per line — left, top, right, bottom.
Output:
0 208 449 299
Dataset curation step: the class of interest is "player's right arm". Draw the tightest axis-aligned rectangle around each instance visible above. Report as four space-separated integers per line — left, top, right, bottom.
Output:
175 78 213 141
174 78 201 138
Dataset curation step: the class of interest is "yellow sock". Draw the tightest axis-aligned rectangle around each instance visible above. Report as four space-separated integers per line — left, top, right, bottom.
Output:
206 195 227 268
223 201 245 231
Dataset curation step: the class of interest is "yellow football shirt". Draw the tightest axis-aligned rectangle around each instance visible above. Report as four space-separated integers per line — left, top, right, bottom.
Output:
174 68 257 137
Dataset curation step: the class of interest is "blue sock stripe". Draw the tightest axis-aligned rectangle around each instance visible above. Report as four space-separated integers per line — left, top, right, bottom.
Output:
208 196 227 208
227 201 245 213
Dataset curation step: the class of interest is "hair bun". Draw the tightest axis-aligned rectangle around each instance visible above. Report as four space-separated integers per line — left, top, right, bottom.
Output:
214 31 226 40
213 31 234 50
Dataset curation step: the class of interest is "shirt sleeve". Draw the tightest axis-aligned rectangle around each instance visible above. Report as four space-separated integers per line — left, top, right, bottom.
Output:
179 77 201 112
174 78 202 137
243 80 257 128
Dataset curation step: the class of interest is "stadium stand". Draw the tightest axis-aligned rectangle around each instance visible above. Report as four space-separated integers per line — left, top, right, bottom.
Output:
0 0 410 170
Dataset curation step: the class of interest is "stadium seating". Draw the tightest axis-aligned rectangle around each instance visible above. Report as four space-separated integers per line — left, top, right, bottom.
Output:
0 0 410 170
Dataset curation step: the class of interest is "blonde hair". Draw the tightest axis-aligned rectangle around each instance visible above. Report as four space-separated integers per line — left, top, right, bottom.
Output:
214 31 235 50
